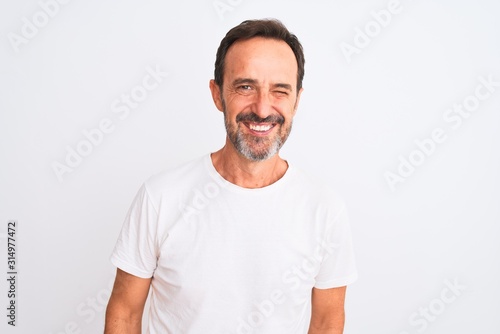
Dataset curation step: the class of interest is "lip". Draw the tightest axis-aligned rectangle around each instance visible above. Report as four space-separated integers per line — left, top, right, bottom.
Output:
243 122 276 136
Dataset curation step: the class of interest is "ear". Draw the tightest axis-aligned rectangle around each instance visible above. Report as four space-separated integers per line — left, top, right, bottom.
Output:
292 87 304 117
209 79 224 112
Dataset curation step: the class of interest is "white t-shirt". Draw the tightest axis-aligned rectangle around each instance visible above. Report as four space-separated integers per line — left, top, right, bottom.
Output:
111 154 357 333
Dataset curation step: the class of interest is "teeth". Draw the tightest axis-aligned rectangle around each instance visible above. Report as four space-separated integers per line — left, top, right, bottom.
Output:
249 124 272 132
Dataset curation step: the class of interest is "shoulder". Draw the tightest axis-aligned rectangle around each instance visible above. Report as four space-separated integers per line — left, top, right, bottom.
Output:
287 164 347 213
143 154 209 200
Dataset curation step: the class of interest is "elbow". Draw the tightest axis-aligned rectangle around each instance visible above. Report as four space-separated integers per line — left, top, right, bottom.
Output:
104 298 143 333
308 307 345 334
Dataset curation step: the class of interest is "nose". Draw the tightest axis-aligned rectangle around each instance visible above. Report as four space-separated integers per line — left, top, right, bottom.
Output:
252 91 274 120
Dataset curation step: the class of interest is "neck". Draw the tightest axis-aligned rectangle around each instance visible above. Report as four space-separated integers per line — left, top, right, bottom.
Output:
211 138 288 189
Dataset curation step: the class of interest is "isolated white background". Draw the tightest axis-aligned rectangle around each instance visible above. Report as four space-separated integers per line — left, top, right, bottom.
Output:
1 0 499 333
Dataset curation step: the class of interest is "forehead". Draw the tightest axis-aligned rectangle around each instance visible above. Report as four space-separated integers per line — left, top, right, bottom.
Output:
224 37 298 86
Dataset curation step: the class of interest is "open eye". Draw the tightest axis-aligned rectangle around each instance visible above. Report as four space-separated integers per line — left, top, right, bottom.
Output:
238 85 252 91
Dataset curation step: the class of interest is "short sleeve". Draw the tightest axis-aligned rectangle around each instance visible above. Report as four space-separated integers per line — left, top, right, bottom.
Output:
314 203 358 289
110 184 159 278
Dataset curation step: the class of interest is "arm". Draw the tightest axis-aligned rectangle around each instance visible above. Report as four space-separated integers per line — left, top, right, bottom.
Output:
105 268 152 334
308 286 347 334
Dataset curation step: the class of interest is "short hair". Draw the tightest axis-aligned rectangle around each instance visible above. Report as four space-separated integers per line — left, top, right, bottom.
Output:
214 19 305 92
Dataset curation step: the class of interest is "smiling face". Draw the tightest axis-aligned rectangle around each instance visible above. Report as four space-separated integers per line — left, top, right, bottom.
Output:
210 37 303 162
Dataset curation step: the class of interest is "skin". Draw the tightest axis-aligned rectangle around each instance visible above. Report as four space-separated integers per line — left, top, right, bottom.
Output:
105 37 347 334
209 37 301 188
105 269 151 333
308 286 347 334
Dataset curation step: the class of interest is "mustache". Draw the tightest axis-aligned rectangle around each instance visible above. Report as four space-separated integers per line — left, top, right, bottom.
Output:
236 112 285 125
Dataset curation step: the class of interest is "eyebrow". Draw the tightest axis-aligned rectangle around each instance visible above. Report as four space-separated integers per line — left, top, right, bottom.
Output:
232 78 293 91
274 83 293 91
232 78 258 86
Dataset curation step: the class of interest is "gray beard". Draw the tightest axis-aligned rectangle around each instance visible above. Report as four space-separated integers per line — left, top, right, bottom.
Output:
234 127 283 161
223 112 292 162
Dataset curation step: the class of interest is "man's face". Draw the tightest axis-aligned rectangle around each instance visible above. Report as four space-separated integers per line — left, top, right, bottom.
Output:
211 37 303 161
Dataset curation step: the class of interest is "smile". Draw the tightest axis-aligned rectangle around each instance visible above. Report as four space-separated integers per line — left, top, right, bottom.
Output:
244 122 276 134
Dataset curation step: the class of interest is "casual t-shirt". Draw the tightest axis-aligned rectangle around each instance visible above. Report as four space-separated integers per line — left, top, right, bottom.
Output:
111 154 358 333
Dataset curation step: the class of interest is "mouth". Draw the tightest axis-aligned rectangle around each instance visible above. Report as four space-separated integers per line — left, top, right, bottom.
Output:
243 122 276 136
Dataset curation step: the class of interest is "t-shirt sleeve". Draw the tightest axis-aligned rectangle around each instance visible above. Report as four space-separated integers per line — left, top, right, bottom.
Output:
110 183 159 279
314 203 358 289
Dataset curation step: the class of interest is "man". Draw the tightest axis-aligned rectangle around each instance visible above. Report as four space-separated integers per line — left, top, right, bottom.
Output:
105 19 357 333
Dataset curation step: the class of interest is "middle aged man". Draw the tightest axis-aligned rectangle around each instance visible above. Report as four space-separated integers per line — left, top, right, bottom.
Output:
105 19 357 333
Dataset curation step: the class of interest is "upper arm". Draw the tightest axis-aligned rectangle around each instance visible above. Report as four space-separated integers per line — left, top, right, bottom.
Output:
309 286 347 333
106 268 152 318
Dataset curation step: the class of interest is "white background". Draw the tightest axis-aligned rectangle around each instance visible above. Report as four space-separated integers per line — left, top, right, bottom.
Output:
1 0 499 333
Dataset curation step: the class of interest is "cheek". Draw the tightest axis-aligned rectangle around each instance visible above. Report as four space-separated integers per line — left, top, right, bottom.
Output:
278 102 297 120
224 98 246 117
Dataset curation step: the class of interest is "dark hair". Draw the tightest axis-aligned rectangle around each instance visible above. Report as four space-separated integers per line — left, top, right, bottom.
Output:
214 19 305 92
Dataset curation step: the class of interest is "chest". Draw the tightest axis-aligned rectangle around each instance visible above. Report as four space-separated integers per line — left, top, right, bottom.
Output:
156 195 326 294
